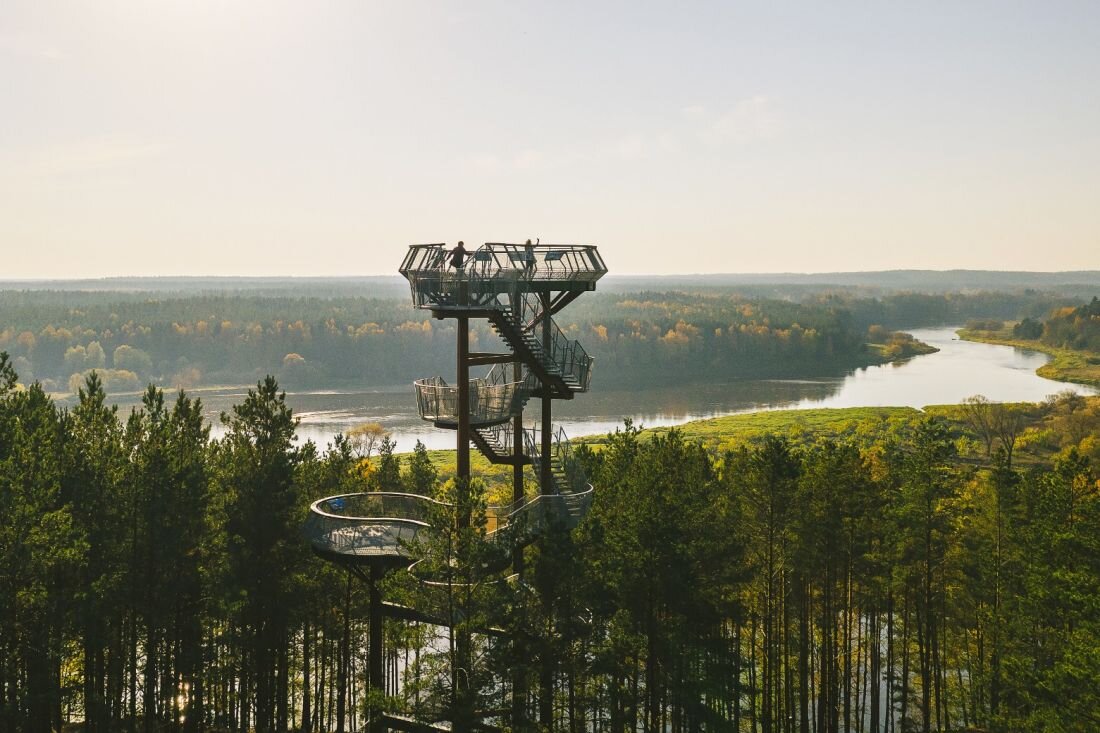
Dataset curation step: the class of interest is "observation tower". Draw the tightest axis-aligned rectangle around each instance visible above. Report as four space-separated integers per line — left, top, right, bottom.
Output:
304 242 607 731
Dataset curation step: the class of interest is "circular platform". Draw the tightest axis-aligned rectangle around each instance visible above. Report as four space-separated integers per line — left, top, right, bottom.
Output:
304 487 596 567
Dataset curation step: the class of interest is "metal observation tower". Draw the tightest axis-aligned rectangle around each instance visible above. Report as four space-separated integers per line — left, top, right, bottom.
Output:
304 242 607 731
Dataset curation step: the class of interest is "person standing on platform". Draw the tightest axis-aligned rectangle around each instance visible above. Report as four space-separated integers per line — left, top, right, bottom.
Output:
524 239 536 274
450 240 468 269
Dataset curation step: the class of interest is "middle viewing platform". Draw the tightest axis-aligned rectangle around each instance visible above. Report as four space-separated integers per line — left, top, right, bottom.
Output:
414 372 527 428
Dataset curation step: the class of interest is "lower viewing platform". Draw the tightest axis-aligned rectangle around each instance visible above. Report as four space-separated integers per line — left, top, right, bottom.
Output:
303 492 434 565
303 488 595 564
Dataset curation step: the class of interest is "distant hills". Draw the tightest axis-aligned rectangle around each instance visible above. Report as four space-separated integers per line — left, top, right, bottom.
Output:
603 270 1100 294
1 270 1098 298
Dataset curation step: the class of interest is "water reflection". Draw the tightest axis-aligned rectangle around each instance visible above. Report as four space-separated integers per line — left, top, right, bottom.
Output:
89 327 1096 452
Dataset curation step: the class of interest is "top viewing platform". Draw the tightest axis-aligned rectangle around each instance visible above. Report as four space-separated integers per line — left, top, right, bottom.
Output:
399 242 607 304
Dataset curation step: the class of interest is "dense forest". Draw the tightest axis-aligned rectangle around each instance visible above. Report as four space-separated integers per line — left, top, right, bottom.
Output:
1016 297 1100 353
3 351 1099 732
0 287 1081 394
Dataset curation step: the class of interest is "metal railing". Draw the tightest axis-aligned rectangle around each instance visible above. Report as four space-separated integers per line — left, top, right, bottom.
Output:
414 374 524 426
477 243 607 283
506 290 594 391
484 362 539 401
524 424 591 496
474 420 519 456
400 242 606 283
304 492 435 557
304 488 594 560
400 242 606 309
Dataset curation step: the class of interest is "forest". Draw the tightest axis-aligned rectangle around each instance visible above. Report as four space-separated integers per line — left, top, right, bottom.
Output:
1026 296 1100 353
0 286 1081 394
3 350 1099 733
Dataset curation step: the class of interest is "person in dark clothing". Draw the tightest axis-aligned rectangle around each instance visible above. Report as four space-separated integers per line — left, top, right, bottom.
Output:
450 241 468 269
523 239 536 273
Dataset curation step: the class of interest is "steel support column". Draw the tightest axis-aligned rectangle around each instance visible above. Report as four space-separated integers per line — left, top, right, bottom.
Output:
540 290 553 493
511 353 527 730
456 315 470 488
369 563 386 733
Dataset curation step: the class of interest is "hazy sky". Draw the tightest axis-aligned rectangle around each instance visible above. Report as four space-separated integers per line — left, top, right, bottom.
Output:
2 1 1099 277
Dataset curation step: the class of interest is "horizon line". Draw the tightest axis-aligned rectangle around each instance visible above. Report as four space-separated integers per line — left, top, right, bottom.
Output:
3 267 1100 283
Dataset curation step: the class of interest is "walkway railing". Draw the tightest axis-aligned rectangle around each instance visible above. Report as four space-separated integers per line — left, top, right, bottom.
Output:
400 242 606 287
524 425 590 496
506 290 594 391
414 374 524 426
477 243 607 283
304 492 435 558
304 488 594 560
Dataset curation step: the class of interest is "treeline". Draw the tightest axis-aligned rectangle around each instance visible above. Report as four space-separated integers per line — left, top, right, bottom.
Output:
805 290 1076 332
3 287 1078 394
1014 296 1100 353
4 347 1100 732
0 291 875 392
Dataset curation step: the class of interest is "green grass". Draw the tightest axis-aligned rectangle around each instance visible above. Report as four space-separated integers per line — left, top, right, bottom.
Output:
400 408 921 498
583 406 922 451
408 447 527 504
405 407 922 468
958 327 1100 388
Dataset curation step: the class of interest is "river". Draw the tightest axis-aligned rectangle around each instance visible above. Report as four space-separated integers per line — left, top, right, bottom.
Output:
96 327 1098 451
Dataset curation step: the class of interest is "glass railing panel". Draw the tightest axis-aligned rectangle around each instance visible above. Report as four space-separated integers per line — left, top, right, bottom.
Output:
415 377 524 424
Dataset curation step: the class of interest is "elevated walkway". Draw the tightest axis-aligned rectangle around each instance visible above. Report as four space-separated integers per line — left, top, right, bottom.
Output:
303 488 594 566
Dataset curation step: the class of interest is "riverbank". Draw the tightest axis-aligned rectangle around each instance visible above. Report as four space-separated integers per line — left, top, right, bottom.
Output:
958 327 1100 388
411 393 1100 491
419 406 925 492
579 406 921 450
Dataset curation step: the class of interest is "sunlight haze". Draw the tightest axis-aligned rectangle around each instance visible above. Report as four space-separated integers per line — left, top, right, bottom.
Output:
2 1 1098 277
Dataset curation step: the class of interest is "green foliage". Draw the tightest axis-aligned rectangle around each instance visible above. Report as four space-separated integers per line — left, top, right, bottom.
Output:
1013 317 1044 339
372 434 401 490
3 349 1100 732
2 285 1068 394
966 318 1006 332
404 476 508 727
403 440 438 496
866 327 940 360
1042 297 1100 353
588 405 922 452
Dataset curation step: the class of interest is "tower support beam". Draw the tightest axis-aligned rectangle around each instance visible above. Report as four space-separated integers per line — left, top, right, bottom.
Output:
457 315 471 489
511 354 527 729
540 290 553 493
369 563 386 733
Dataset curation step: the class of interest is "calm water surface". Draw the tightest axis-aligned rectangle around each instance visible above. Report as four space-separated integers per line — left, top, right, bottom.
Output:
97 327 1098 451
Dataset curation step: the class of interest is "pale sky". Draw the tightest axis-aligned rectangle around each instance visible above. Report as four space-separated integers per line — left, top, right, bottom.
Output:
2 1 1099 278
